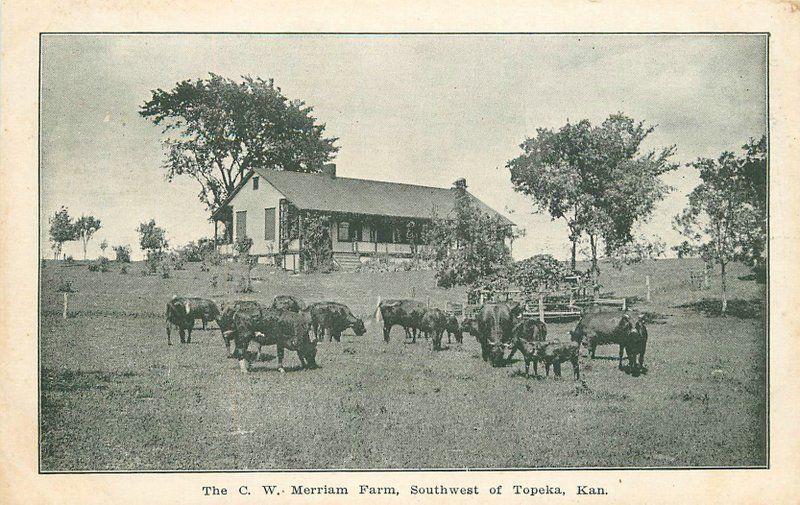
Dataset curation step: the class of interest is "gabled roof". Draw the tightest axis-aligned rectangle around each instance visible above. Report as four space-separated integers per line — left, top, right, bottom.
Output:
215 168 514 226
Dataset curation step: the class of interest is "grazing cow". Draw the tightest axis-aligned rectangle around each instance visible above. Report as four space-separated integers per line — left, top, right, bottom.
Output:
227 308 317 373
419 308 448 350
165 296 220 345
474 302 522 367
378 299 427 342
307 301 367 342
271 294 306 313
510 318 548 376
445 314 463 344
570 311 648 373
535 341 581 380
218 300 263 356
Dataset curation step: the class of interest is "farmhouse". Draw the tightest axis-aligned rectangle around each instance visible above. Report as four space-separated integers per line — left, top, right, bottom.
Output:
211 164 514 271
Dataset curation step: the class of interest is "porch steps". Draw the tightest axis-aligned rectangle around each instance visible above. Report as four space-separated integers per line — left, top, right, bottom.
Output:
333 252 362 272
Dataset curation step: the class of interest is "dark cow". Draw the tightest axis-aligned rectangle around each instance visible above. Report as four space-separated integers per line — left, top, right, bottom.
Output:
218 300 263 356
535 340 581 379
165 296 220 345
570 311 648 374
445 314 462 344
307 301 367 342
419 308 448 350
271 294 306 312
227 307 317 373
510 318 548 376
473 303 522 367
378 299 427 342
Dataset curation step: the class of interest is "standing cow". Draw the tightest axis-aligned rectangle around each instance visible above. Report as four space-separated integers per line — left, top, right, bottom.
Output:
227 307 317 373
271 295 306 312
378 299 427 342
165 296 220 345
307 301 367 342
419 308 448 351
218 300 263 356
473 302 522 367
570 311 648 374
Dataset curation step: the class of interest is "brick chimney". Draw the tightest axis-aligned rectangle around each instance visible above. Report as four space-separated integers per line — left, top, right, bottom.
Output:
322 163 337 179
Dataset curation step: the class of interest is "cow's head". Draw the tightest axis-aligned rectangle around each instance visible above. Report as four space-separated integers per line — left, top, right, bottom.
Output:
351 317 367 336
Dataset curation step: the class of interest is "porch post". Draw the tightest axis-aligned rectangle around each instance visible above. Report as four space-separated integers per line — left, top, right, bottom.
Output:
298 212 303 272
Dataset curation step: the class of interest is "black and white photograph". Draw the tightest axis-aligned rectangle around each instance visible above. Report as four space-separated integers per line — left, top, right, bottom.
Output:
37 32 768 472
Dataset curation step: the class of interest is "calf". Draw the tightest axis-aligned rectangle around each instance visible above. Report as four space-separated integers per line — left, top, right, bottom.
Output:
535 340 581 380
165 296 220 345
511 318 548 376
271 294 306 313
445 314 462 344
227 308 317 373
378 299 426 342
570 311 648 372
308 301 367 342
419 308 448 350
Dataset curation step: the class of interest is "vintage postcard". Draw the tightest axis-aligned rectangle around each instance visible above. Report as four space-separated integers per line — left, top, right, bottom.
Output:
1 1 798 504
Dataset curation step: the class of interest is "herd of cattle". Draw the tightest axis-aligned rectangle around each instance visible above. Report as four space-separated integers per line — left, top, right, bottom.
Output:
165 295 649 377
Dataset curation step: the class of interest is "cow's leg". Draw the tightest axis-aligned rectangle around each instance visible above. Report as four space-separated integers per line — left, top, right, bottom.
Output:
224 335 232 357
524 356 530 377
166 324 172 346
533 358 539 378
383 323 391 342
179 328 186 344
202 317 207 330
254 342 264 361
187 326 193 344
333 330 341 343
554 361 562 378
618 344 625 370
545 361 551 377
589 342 596 359
277 345 286 373
572 356 580 380
447 331 451 344
297 352 307 369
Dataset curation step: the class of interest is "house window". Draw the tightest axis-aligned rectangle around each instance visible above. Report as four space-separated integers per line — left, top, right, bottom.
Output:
375 221 392 243
338 221 350 242
235 210 247 240
252 176 259 190
264 207 276 240
350 222 362 242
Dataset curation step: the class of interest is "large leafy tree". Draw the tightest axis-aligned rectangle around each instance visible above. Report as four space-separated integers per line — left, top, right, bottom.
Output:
48 206 77 260
674 141 765 314
74 215 102 260
508 113 676 275
140 74 339 212
427 178 514 289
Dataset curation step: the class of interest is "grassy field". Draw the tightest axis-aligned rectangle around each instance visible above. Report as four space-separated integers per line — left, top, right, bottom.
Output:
39 258 766 470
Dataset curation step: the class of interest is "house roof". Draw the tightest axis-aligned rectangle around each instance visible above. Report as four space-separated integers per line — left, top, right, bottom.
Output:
215 168 514 226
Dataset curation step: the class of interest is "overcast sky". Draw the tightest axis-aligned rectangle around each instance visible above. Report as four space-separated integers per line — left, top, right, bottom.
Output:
40 34 766 261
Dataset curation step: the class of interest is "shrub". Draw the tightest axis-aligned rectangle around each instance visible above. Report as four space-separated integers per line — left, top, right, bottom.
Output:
88 263 99 272
56 279 75 293
64 255 74 265
177 238 216 262
113 245 131 263
171 251 186 271
98 256 110 272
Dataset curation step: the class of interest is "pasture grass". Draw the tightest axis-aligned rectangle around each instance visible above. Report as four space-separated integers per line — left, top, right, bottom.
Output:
39 258 766 470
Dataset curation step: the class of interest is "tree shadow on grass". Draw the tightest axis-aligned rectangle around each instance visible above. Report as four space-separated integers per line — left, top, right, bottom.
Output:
675 298 765 320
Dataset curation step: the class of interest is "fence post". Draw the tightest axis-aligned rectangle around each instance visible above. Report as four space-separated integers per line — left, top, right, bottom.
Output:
538 293 545 323
646 274 651 302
